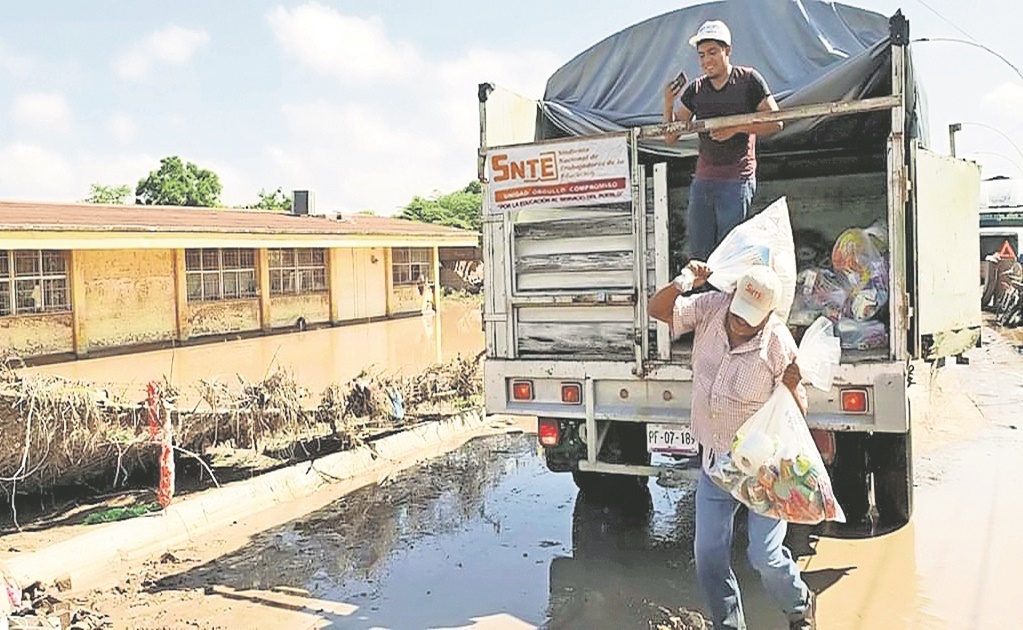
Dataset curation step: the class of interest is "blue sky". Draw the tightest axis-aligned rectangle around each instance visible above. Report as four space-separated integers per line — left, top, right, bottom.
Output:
1 0 1020 214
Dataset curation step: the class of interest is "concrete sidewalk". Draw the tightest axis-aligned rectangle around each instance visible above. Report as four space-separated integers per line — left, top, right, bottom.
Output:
1 410 526 594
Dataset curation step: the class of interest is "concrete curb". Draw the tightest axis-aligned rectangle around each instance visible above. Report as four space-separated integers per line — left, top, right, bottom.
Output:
4 409 499 591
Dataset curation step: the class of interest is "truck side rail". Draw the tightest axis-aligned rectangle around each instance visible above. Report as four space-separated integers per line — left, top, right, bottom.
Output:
637 95 900 140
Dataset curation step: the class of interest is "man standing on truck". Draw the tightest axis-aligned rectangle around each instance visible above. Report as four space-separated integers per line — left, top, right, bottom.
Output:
664 20 783 261
648 262 816 630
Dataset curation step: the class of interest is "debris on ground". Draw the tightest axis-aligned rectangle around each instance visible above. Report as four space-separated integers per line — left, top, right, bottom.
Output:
1 352 483 521
648 605 712 630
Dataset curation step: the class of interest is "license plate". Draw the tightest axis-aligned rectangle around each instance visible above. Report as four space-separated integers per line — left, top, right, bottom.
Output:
646 423 698 455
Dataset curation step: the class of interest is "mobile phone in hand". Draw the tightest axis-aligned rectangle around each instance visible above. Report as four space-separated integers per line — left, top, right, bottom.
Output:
671 69 688 90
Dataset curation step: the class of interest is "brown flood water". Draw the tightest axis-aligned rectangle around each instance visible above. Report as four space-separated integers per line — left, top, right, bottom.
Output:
20 300 484 402
805 327 1023 629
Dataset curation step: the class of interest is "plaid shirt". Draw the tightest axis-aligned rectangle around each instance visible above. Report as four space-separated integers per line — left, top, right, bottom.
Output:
671 292 807 459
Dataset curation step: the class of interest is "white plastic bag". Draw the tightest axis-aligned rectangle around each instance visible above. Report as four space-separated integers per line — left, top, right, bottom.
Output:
709 387 845 524
796 317 842 391
707 197 797 322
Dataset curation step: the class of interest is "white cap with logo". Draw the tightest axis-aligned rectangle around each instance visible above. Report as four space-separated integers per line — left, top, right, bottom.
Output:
689 20 732 48
729 265 781 326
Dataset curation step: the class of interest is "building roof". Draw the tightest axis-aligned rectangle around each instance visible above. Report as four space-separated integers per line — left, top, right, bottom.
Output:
0 200 475 237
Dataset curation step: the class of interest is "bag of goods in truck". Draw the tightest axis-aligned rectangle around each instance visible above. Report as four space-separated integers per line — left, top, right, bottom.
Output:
836 318 889 351
707 197 798 322
789 268 852 326
832 226 890 321
708 319 845 524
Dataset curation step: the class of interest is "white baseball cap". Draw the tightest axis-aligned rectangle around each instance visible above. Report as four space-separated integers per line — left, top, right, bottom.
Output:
689 20 732 48
729 265 780 326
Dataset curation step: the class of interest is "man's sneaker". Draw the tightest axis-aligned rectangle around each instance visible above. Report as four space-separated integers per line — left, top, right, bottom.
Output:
789 590 816 630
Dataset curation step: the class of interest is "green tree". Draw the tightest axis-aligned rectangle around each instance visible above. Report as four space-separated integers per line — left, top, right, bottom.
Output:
399 181 482 232
83 183 132 204
247 187 292 211
135 156 222 207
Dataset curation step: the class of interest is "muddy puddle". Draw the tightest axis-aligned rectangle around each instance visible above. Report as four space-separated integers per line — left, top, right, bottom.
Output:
97 326 1023 630
20 300 484 403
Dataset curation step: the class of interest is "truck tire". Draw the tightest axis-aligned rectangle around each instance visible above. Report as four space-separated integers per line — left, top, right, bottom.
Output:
829 432 870 526
572 423 649 498
871 430 913 526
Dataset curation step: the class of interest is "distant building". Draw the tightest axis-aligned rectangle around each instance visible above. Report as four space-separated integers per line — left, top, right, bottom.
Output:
0 201 478 361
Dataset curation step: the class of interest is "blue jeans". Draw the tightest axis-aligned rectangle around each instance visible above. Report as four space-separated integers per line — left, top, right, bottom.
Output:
695 471 810 630
687 177 757 261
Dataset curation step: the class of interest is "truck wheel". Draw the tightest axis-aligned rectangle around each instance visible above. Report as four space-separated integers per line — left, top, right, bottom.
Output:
828 432 870 526
871 430 913 526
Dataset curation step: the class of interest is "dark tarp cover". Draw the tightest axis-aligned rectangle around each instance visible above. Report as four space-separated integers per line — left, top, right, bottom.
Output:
539 0 927 156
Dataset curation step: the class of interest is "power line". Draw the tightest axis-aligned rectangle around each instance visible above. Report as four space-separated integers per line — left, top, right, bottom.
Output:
957 121 1023 166
912 0 981 44
911 38 1023 84
965 151 1023 178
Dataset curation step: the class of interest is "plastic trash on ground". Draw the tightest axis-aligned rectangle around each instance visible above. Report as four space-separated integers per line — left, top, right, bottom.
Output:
708 387 845 524
707 197 797 322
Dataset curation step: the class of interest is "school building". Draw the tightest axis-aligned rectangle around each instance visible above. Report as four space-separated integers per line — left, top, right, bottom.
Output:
0 200 479 362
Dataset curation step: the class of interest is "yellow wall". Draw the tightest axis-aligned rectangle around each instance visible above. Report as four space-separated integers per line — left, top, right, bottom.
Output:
185 299 261 338
269 293 330 328
391 285 425 314
78 250 178 351
0 313 73 358
3 241 447 360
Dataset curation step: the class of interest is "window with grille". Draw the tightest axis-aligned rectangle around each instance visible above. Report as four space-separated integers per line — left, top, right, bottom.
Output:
184 248 258 302
391 248 432 285
268 248 327 296
0 250 71 317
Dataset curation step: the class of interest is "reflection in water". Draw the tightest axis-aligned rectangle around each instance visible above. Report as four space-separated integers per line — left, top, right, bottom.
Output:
152 432 567 629
145 433 802 629
22 300 483 402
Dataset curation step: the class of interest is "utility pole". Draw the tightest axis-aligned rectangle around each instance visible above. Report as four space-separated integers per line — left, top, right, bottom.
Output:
949 122 961 157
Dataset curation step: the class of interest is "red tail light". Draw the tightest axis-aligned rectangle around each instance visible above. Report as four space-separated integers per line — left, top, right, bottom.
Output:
538 419 560 447
512 380 534 401
561 383 581 405
841 389 869 413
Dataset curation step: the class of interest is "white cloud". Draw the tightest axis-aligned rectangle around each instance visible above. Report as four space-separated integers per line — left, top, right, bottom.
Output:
0 41 34 77
0 143 155 202
983 82 1023 114
11 92 73 133
261 27 560 214
115 25 210 81
0 144 75 200
267 2 419 82
108 114 138 144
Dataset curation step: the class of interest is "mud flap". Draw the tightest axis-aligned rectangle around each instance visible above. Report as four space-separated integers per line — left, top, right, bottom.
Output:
829 432 871 525
870 429 913 526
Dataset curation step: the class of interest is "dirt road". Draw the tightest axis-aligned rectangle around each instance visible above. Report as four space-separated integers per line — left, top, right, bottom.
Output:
11 328 1023 629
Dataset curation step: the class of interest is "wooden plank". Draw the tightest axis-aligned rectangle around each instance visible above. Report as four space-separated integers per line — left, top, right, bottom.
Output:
516 270 634 291
516 305 634 323
514 214 631 240
889 42 909 361
516 250 632 275
514 234 633 257
518 322 633 359
654 163 672 361
639 95 901 139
